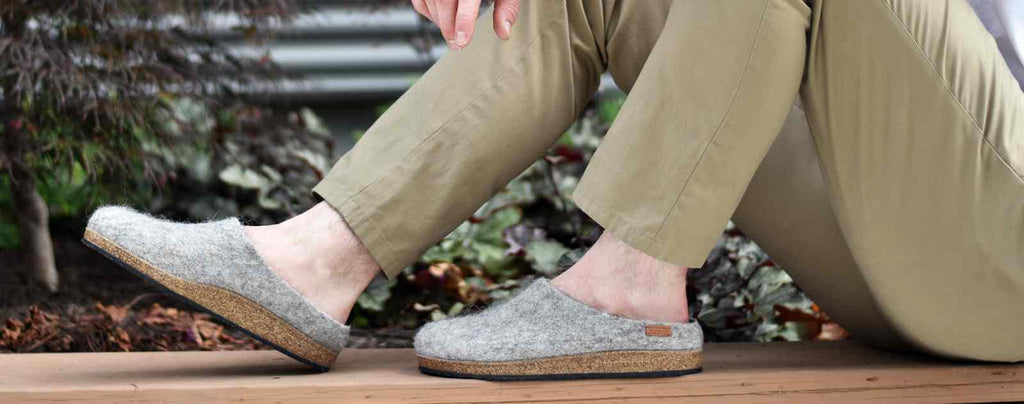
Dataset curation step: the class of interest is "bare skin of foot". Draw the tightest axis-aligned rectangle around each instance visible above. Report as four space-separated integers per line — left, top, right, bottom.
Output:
245 202 689 324
551 232 690 324
243 202 380 323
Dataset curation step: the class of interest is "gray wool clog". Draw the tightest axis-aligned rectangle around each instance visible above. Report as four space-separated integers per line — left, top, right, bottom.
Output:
83 206 348 372
414 279 703 380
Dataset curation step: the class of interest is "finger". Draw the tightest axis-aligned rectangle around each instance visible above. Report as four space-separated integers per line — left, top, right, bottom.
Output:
424 0 439 28
411 0 432 22
433 0 458 49
492 0 520 40
453 0 481 48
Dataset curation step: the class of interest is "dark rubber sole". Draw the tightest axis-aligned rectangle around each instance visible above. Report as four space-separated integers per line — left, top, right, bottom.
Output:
418 365 703 381
82 237 330 373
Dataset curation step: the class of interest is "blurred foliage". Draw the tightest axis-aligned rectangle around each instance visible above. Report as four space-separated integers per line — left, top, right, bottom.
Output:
0 160 153 249
0 0 301 186
147 100 335 223
0 99 337 247
692 223 846 342
0 0 324 293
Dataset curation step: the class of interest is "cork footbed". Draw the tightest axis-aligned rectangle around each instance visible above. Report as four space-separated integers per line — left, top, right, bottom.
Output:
417 349 702 381
83 229 338 371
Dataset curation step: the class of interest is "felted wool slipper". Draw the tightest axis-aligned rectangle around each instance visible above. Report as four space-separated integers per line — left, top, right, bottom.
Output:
414 279 703 380
82 206 348 372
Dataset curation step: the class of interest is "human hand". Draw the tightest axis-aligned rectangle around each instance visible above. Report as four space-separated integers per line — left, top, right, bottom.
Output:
411 0 521 50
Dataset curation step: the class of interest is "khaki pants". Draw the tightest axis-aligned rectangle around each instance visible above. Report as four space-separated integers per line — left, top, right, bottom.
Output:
314 0 1024 362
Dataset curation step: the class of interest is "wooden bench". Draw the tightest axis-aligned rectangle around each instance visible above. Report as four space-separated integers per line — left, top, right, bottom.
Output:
2 341 1021 402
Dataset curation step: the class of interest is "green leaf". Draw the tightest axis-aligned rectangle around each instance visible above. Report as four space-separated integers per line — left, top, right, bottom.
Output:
557 131 574 146
421 244 456 263
747 265 792 293
355 276 397 312
218 165 271 190
754 284 803 308
597 93 626 124
447 302 465 317
472 242 518 278
350 129 366 143
556 247 587 272
351 315 370 328
473 207 522 246
525 239 570 276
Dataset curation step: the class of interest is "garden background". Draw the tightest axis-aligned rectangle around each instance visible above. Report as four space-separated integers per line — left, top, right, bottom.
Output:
0 0 846 354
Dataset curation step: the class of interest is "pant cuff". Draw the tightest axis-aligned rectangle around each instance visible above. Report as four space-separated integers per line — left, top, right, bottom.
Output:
572 185 713 269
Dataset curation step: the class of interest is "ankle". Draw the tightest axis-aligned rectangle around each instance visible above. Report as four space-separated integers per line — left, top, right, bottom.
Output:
244 202 381 323
551 232 690 323
555 272 689 324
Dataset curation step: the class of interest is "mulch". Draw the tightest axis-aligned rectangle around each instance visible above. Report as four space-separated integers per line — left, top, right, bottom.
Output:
0 232 413 353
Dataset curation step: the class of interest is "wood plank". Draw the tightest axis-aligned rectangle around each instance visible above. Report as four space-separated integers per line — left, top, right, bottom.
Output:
1 341 1021 403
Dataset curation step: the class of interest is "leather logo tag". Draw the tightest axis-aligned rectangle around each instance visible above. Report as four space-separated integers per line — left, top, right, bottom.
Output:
645 324 673 337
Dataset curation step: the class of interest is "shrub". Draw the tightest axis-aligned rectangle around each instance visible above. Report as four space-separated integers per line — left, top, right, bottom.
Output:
0 0 303 291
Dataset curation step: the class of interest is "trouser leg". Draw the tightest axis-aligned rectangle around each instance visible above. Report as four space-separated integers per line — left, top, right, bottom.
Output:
733 105 909 350
572 0 812 269
312 0 672 278
589 0 897 350
799 0 1024 361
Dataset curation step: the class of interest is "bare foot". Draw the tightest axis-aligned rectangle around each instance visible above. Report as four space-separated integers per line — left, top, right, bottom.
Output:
243 202 381 324
550 231 690 323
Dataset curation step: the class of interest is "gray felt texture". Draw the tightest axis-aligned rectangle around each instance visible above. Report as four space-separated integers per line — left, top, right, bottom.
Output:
414 279 702 362
86 206 349 352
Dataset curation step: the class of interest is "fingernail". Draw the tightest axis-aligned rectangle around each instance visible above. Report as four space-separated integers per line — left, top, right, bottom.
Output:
503 20 513 39
455 31 468 48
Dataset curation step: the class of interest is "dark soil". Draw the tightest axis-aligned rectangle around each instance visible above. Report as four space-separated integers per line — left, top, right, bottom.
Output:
0 230 146 317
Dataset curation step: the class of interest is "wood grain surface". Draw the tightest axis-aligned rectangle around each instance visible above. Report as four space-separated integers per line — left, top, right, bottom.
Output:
1 341 1021 403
